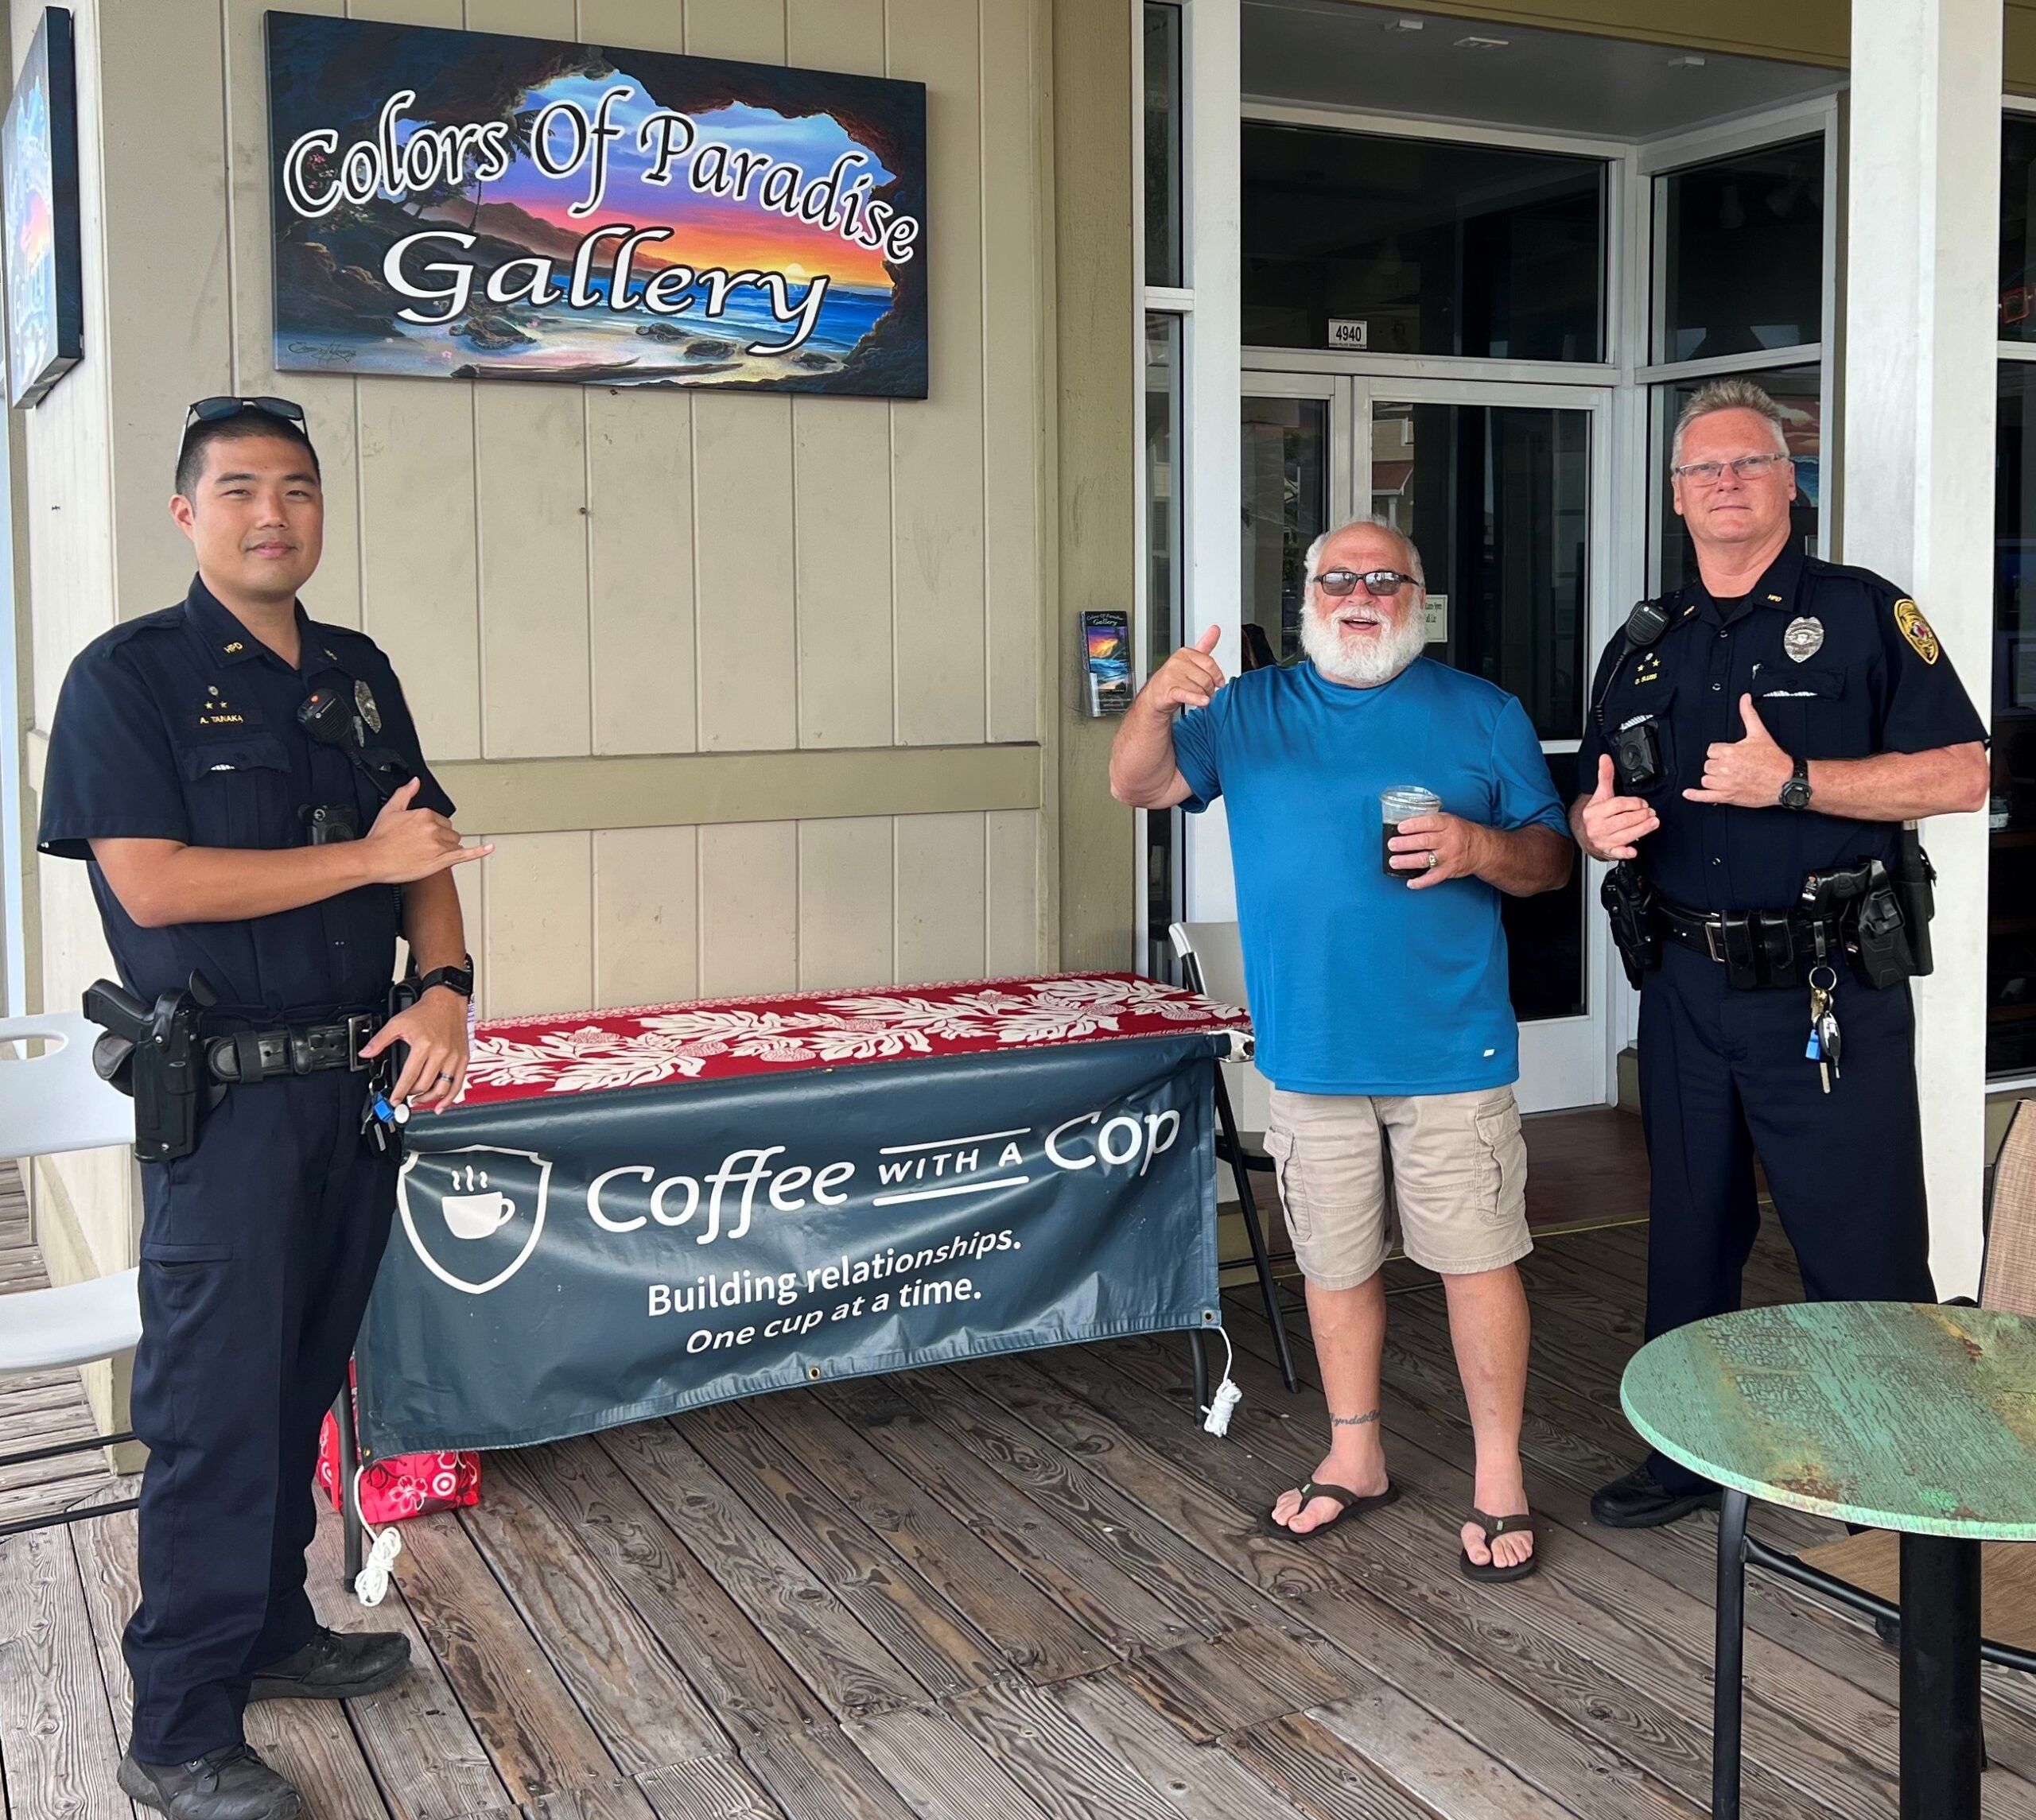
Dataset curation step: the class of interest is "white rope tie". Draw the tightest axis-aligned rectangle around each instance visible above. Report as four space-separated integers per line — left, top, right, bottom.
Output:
350 1466 402 1607
1200 1325 1243 1437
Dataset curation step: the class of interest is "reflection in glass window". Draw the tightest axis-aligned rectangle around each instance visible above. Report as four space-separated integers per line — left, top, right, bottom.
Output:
1144 313 1183 979
1240 395 1328 665
1654 136 1823 363
1241 124 1605 360
1988 364 2036 1072
1385 401 1589 743
1143 4 1183 289
2002 118 2036 343
1652 367 1820 596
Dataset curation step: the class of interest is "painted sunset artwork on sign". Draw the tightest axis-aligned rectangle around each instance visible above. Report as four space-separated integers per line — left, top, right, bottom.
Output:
265 13 928 395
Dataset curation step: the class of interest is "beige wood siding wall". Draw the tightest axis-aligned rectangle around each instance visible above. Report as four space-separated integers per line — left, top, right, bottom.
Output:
14 0 1069 1337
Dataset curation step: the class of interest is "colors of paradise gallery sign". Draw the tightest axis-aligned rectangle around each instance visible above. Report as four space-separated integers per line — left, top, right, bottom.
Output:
264 13 927 395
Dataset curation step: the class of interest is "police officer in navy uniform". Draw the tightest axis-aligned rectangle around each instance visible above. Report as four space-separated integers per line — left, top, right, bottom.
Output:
38 398 492 1819
1574 379 1990 1528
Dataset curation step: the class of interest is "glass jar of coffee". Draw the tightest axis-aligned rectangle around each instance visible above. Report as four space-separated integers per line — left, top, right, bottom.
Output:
1380 786 1443 877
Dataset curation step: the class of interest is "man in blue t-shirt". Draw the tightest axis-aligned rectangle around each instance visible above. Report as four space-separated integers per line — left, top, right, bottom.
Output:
1111 518 1572 1579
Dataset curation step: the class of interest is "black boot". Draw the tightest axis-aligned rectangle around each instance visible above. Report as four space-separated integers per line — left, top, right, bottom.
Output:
247 1625 410 1702
1590 1463 1721 1528
119 1746 302 1819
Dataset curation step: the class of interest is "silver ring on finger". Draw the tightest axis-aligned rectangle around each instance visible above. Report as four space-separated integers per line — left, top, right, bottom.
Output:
1424 851 1439 870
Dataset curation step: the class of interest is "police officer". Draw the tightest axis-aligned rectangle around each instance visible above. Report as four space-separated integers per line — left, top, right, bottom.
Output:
38 398 491 1818
1576 378 1989 1529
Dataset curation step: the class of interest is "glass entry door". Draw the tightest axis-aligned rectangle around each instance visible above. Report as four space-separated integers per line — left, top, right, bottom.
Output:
1236 374 1614 1112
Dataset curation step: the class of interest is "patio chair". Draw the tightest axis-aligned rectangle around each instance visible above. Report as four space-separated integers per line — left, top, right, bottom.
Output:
1168 922 1298 1392
0 1011 142 1538
1712 1096 2036 1712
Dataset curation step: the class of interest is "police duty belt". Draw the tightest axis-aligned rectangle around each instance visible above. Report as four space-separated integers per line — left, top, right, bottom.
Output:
205 1013 382 1083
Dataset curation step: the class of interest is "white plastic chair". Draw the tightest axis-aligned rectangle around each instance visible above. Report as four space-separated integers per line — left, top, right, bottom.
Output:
0 1011 142 1537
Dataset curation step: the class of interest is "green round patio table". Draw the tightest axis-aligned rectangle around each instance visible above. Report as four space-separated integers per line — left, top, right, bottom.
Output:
1622 1302 2036 1820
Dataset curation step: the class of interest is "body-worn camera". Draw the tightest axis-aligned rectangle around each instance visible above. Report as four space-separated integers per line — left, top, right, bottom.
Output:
301 803 359 845
1611 715 1664 792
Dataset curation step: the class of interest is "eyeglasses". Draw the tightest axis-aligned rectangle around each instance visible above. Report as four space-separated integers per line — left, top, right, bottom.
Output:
182 395 306 433
1669 452 1792 488
1314 568 1417 599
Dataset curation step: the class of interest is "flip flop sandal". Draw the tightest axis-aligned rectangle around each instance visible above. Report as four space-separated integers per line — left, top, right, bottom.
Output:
1460 1508 1538 1582
1262 1479 1401 1541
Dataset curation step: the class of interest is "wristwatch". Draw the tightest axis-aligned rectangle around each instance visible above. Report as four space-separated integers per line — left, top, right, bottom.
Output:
418 953 475 999
1778 755 1813 812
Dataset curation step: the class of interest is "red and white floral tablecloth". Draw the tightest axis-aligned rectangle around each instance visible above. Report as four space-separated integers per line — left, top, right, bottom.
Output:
460 971 1249 1109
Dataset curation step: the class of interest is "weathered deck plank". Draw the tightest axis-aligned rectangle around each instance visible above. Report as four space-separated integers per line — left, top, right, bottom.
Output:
9 1165 2027 1820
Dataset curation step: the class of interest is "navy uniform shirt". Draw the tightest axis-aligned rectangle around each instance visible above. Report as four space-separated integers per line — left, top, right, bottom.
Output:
1577 544 1987 912
37 576 454 1022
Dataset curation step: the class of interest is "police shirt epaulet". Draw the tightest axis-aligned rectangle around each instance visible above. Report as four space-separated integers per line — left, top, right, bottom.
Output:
312 619 385 662
96 604 186 650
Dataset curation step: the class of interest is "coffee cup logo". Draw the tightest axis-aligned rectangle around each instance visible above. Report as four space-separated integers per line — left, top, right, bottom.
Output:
441 1164 517 1240
398 1144 551 1295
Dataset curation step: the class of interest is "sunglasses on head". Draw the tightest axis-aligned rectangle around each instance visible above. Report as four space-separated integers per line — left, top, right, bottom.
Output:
182 395 306 433
1314 568 1416 599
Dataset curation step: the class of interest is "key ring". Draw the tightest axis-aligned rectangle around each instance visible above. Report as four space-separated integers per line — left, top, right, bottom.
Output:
1809 963 1837 994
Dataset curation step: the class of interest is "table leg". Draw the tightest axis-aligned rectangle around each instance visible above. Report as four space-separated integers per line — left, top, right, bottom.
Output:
1713 1489 1748 1820
332 1389 364 1592
1899 1532 1981 1820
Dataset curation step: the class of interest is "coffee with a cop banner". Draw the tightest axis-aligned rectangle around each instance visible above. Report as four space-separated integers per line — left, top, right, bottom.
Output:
351 1034 1223 1457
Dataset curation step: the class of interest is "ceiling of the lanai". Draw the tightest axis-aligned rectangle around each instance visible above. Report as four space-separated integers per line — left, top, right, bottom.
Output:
1242 0 1846 140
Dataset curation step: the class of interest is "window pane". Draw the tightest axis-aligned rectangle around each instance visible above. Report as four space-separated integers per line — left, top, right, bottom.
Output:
1387 400 1589 741
1651 366 1820 596
1143 4 1183 289
1504 750 1586 1022
1241 123 1605 360
1654 136 1824 363
1990 363 2036 1073
1144 312 1183 979
1240 394 1329 666
2002 116 2036 343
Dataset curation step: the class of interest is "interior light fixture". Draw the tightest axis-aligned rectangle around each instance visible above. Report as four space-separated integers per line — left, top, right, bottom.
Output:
1668 52 1708 68
1454 34 1510 50
1383 17 1425 30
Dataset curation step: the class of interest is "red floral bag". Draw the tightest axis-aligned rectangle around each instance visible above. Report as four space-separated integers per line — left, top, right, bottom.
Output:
317 1370 480 1525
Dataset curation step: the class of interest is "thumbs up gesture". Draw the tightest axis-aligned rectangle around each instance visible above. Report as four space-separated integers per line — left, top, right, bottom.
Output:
1139 624 1228 716
1578 754 1661 861
1683 694 1794 808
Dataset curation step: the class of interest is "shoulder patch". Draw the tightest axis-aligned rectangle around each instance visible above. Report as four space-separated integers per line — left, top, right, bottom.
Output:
1893 598 1940 665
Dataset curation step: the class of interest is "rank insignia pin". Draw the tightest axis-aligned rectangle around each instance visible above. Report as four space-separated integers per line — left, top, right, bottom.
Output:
1782 616 1824 662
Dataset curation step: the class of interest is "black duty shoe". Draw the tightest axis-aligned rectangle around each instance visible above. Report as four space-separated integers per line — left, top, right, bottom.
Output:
1590 1463 1723 1529
119 1746 303 1819
247 1624 411 1702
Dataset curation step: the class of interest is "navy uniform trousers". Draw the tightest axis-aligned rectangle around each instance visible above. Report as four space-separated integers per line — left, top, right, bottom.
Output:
1635 941 1937 1495
123 1068 397 1763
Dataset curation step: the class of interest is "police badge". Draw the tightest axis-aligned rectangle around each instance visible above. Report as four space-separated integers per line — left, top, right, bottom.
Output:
354 678 383 732
1782 616 1824 662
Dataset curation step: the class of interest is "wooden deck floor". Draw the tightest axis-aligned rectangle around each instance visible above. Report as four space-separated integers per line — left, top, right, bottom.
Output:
7 1180 2036 1817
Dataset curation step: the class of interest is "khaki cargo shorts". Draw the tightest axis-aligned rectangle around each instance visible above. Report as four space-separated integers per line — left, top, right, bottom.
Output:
1263 1085 1532 1288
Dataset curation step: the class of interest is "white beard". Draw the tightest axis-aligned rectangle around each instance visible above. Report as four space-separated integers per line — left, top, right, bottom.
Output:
1300 597 1428 688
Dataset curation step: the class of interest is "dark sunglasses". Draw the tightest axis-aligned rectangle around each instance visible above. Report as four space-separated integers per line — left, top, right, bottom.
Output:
182 394 306 433
1314 568 1416 599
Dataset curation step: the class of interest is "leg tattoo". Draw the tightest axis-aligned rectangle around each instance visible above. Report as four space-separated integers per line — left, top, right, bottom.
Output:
1331 1410 1381 1430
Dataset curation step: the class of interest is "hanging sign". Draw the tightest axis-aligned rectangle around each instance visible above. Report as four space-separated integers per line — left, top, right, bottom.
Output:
265 12 928 395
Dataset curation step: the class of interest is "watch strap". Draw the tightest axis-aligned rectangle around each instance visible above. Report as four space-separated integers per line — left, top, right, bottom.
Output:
1780 755 1812 809
418 953 475 998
